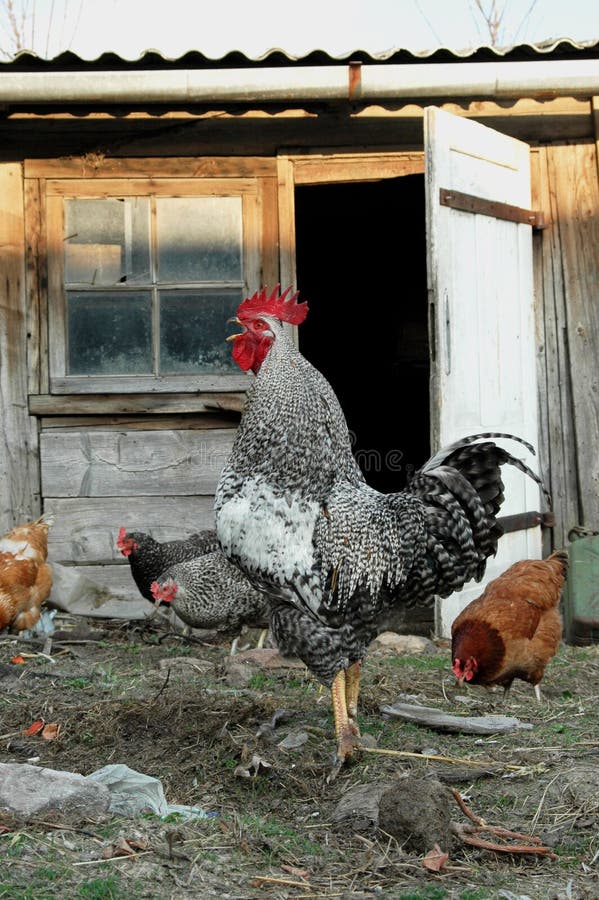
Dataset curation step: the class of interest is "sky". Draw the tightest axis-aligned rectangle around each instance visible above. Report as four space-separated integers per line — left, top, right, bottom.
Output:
1 0 598 60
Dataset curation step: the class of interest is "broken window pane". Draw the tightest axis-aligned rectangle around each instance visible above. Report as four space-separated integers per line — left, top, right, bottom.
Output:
64 198 151 285
159 289 242 373
67 291 152 374
156 197 243 283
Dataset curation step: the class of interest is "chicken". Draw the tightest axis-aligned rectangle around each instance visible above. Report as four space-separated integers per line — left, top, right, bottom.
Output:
451 550 567 701
0 514 54 633
215 285 550 774
150 552 270 651
117 527 219 602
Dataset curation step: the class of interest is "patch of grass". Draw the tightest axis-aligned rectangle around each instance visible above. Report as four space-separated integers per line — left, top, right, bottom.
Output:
77 874 122 899
387 654 447 671
247 672 277 690
64 677 92 689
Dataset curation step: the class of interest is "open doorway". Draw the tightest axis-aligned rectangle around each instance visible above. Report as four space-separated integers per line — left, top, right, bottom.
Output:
295 175 430 493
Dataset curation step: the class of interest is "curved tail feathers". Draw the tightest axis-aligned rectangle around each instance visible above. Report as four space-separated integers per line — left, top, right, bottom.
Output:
406 432 550 598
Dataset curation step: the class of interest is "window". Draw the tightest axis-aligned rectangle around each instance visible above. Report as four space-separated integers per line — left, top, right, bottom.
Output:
43 170 275 394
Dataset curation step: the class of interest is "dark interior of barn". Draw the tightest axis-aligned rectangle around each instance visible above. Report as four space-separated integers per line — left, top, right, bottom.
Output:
295 174 430 492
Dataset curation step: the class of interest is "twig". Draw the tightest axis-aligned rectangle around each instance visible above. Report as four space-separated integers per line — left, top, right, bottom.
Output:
73 851 154 866
251 875 312 887
360 745 520 770
452 825 557 857
29 819 102 839
450 790 557 859
149 668 171 705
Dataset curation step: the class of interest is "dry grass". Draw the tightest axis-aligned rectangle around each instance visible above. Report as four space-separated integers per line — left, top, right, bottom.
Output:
0 617 597 899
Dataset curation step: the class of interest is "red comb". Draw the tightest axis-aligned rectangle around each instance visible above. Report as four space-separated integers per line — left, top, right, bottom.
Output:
116 526 126 547
237 284 308 325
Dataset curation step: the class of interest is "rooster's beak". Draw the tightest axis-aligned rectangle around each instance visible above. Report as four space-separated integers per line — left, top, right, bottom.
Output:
226 317 244 341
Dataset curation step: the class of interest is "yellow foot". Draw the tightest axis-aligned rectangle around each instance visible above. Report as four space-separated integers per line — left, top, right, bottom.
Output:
328 668 363 782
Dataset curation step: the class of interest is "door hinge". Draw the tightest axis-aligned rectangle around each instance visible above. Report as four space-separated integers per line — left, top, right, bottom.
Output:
440 188 546 231
498 511 555 534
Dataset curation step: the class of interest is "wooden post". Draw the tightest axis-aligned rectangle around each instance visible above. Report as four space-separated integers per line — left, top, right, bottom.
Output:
0 163 41 531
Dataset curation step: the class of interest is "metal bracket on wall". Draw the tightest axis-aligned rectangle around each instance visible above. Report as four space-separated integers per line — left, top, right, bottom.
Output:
440 188 546 230
498 511 555 534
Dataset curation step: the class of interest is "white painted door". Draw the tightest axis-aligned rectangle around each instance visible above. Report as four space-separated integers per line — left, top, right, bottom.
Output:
424 106 542 638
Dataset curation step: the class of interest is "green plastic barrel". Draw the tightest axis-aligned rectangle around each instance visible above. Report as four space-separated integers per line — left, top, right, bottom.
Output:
562 529 599 645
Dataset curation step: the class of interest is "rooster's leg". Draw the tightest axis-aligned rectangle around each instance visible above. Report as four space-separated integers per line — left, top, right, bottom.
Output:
329 668 361 781
344 660 362 734
534 684 543 702
256 628 268 649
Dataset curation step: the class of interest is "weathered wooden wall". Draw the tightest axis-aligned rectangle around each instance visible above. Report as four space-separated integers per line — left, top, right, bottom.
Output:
0 163 40 533
533 140 599 548
41 423 237 594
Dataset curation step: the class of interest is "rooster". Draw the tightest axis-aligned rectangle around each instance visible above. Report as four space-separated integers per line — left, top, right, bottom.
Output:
451 551 567 701
0 515 53 633
215 286 549 775
117 527 219 602
150 552 270 652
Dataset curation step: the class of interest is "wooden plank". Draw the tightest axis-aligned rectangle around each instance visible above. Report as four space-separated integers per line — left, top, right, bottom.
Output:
29 391 247 415
24 178 44 395
25 157 278 179
40 429 236 497
48 373 252 394
48 562 143 598
259 175 279 290
44 495 217 563
45 178 257 197
549 142 599 528
293 153 424 185
532 146 579 551
40 414 239 431
276 154 298 347
0 163 41 531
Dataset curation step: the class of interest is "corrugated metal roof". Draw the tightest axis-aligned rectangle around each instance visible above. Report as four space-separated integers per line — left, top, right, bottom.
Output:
2 37 598 71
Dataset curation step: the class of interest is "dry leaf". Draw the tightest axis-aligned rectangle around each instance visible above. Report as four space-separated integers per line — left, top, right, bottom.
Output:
41 723 61 741
23 718 45 737
103 837 146 859
233 753 272 779
422 843 449 872
10 656 26 664
281 864 310 879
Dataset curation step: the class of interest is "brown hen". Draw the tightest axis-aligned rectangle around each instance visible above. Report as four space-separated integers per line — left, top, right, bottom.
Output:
451 550 567 701
0 515 53 633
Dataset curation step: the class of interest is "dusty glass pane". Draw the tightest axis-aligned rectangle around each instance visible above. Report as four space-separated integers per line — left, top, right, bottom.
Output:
156 197 242 283
67 291 152 375
65 199 151 285
160 289 242 373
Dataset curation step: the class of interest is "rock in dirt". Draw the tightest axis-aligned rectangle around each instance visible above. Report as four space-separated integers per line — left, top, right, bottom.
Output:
370 633 436 655
332 776 454 854
332 782 389 832
0 762 110 823
378 777 454 853
223 648 306 687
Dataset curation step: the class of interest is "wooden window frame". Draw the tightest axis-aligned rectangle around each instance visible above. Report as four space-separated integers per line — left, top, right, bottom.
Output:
25 158 280 408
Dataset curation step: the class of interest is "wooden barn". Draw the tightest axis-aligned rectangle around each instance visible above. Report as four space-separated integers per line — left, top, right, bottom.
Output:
0 39 598 637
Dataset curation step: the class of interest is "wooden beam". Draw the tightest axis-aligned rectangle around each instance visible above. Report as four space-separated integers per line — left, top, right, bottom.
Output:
0 162 41 530
25 156 278 179
29 392 247 415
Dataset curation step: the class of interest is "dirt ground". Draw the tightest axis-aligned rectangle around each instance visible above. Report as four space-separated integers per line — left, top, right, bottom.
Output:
0 612 597 900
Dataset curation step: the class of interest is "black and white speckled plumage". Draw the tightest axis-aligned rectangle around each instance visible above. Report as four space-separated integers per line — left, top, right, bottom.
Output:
155 551 270 636
215 315 548 687
123 530 220 602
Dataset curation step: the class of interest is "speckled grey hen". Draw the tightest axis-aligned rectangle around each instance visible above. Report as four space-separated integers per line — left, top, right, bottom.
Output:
215 285 550 775
117 527 219 602
150 551 270 644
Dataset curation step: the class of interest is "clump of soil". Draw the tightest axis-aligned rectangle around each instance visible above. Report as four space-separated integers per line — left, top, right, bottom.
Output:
378 776 454 853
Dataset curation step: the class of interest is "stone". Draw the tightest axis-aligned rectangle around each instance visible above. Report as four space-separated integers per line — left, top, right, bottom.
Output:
0 762 110 824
